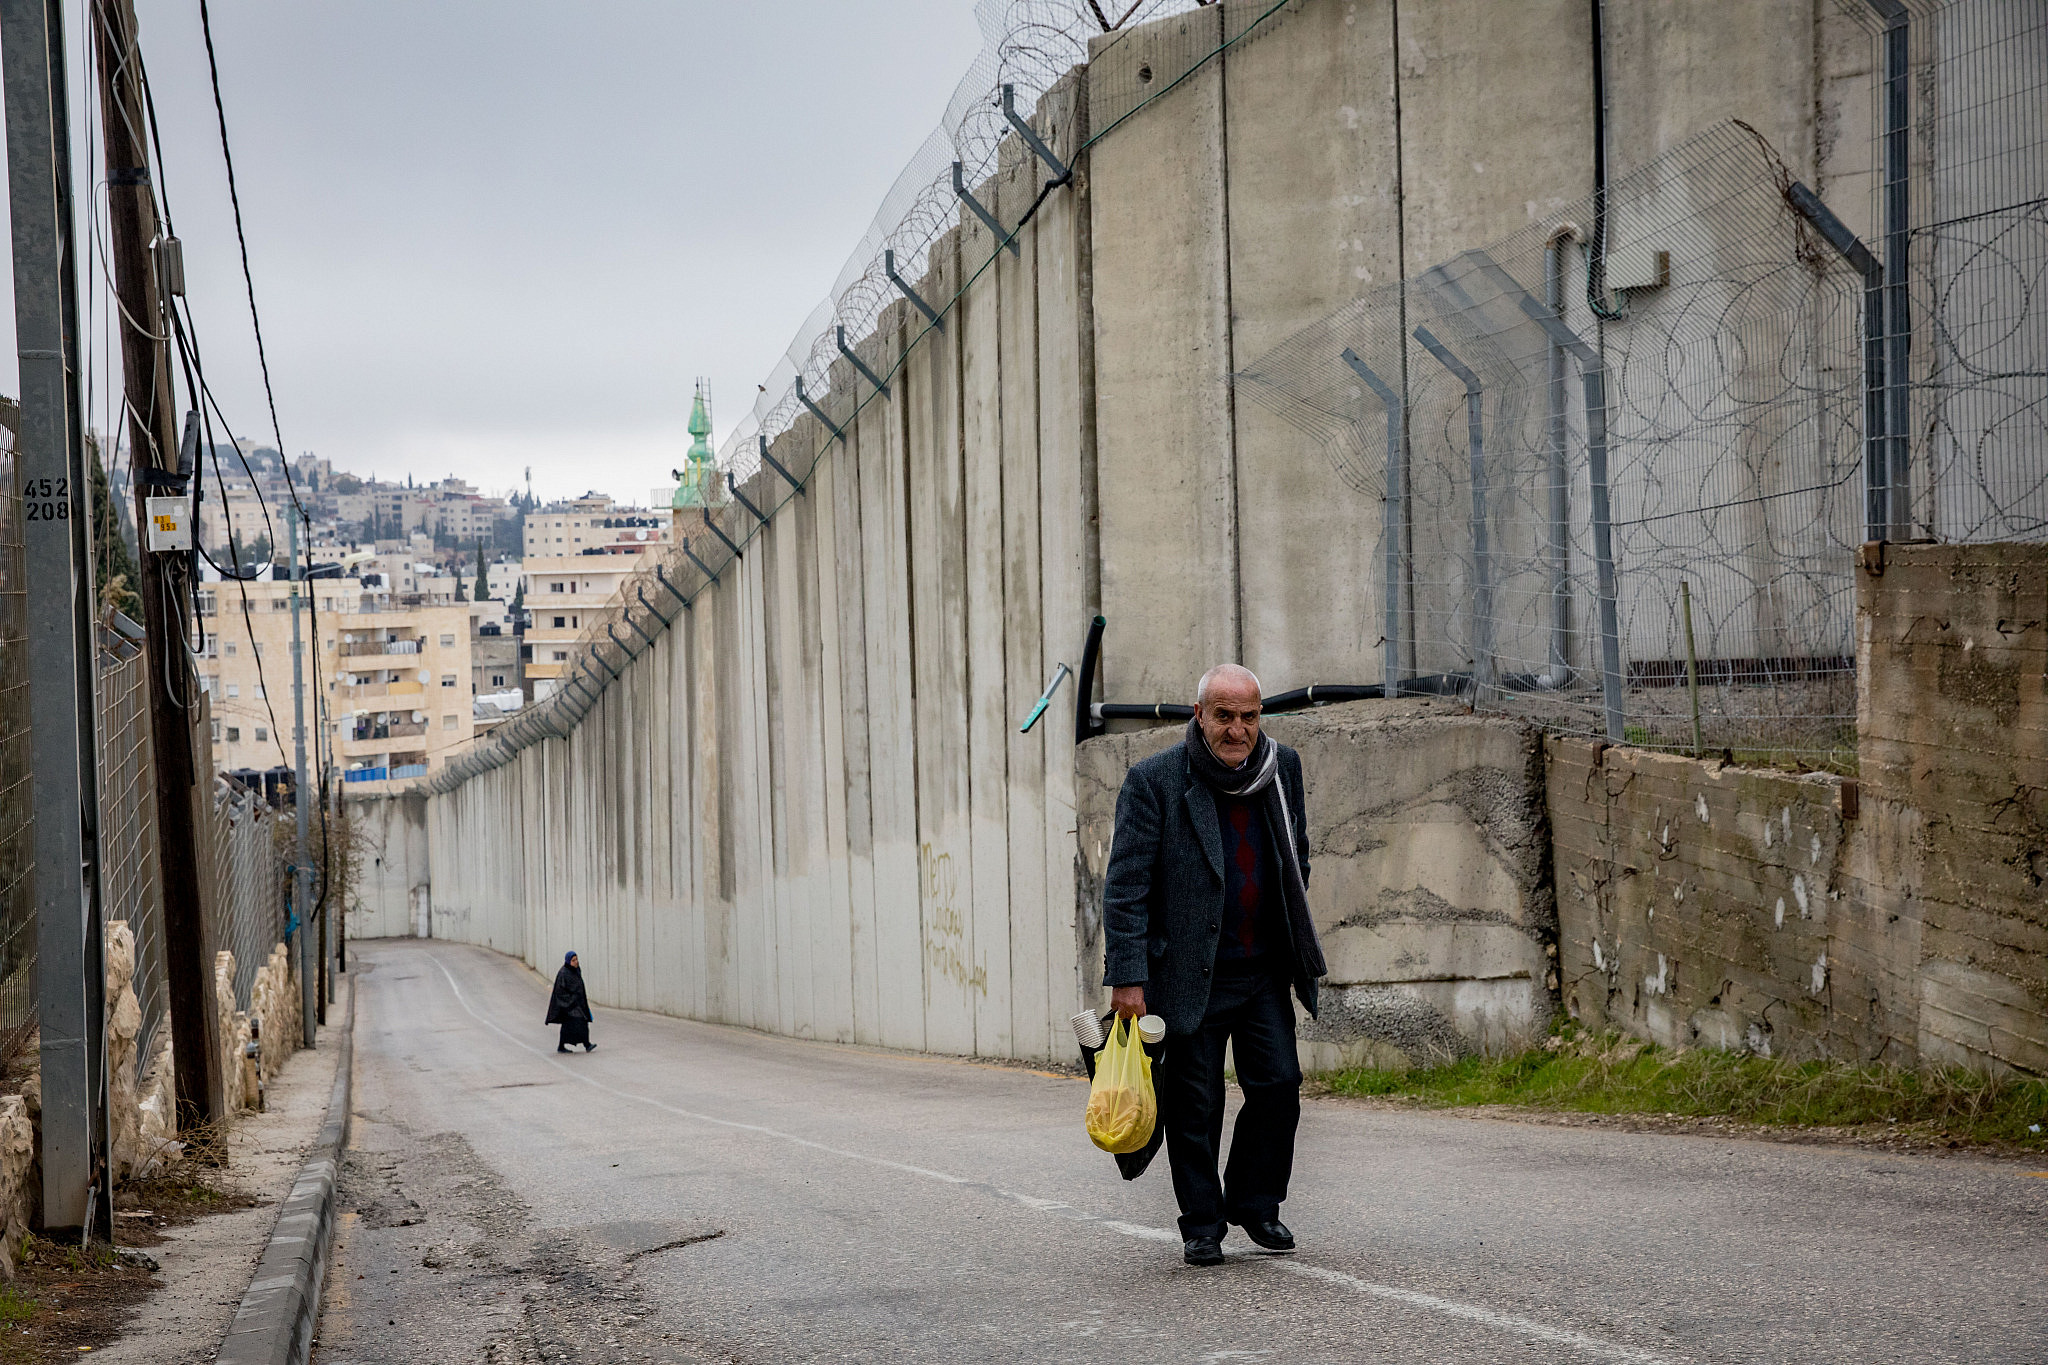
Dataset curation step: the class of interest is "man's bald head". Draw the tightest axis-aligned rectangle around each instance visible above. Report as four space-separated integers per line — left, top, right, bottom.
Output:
1195 663 1261 707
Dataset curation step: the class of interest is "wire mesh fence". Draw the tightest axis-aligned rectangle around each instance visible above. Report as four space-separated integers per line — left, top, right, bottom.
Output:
95 617 167 1079
3 436 288 1087
1239 123 1871 765
1902 0 2048 542
208 777 284 1013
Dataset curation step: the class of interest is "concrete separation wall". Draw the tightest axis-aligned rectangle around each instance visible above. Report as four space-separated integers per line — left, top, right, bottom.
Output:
1077 701 1555 1068
1552 544 2048 1075
358 0 1896 1066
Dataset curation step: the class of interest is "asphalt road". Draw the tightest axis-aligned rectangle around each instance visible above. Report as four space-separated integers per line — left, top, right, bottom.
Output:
312 939 2045 1364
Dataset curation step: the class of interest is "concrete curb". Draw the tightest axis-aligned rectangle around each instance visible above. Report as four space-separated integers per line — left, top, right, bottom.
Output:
215 981 356 1365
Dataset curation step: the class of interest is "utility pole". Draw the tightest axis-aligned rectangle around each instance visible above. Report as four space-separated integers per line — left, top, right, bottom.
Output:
290 508 315 1046
91 0 221 1130
2 0 112 1240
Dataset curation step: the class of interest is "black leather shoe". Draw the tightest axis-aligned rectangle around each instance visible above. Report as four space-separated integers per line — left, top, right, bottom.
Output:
1182 1235 1225 1267
585 1042 597 1051
556 1045 570 1053
1237 1218 1295 1252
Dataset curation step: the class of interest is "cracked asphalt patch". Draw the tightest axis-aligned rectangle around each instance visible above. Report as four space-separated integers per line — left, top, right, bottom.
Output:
315 1101 733 1363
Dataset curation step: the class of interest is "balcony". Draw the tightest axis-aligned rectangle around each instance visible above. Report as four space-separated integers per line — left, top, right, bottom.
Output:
350 719 427 742
339 679 425 699
339 638 421 658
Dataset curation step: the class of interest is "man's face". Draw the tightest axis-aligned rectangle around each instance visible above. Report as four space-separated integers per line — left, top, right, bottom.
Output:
1197 674 1263 767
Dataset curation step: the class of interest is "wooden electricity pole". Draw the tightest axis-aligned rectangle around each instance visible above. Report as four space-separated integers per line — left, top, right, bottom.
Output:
92 0 222 1131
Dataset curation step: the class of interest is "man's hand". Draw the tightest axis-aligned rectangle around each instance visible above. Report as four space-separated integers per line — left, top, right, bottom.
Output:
1110 985 1146 1019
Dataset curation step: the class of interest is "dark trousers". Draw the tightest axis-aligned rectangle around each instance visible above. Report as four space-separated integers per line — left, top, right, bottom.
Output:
1159 965 1302 1240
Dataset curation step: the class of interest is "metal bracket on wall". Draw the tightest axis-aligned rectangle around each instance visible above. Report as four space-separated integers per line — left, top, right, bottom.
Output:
884 249 943 331
622 610 659 652
654 563 693 609
953 161 1017 256
1784 182 1880 282
725 471 769 525
1002 84 1071 183
636 585 671 629
794 375 845 443
835 325 891 399
702 514 744 560
681 537 721 586
596 638 626 678
606 623 634 662
758 435 805 495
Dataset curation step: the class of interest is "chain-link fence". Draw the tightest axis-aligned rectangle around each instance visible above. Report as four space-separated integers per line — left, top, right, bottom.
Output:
208 777 284 1011
1899 0 2048 542
4 427 289 1088
95 616 167 1077
1239 123 1870 765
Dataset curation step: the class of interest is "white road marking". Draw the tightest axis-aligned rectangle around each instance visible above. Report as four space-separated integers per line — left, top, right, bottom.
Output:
418 951 1677 1365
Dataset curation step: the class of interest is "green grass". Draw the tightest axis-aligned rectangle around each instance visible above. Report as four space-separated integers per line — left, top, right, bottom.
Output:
0 1287 30 1327
1322 1029 2048 1149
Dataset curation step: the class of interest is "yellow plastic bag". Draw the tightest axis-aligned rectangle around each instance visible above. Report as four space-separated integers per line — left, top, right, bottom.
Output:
1085 1015 1157 1154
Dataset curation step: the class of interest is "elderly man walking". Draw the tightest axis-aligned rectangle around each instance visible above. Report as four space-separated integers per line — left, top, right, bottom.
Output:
1101 663 1327 1266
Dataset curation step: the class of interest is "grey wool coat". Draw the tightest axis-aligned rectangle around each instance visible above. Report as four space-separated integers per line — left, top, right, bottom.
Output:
1101 741 1318 1036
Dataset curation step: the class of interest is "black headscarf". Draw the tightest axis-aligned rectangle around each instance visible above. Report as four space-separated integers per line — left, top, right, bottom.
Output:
545 954 592 1025
1184 719 1328 987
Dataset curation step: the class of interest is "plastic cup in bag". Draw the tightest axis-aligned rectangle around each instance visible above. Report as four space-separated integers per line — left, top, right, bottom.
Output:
1070 1009 1106 1052
1136 1014 1166 1045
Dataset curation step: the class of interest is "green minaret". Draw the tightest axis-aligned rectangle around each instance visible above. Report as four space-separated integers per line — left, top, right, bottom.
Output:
672 380 719 510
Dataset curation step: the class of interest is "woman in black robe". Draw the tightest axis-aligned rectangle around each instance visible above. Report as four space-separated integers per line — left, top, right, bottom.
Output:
546 951 595 1052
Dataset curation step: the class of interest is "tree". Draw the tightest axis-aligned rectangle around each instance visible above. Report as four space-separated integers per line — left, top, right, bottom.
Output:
88 435 141 619
473 540 489 600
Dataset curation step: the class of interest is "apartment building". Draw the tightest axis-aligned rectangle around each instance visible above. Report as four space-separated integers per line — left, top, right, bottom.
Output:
522 493 671 559
520 495 671 696
198 569 485 793
330 600 478 790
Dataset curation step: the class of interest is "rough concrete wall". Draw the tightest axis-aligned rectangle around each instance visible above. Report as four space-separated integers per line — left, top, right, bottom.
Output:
1076 701 1554 1068
1853 543 2048 1074
1549 738 1869 1060
1551 544 2048 1076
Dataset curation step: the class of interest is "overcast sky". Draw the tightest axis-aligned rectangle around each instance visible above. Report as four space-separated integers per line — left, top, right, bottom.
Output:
17 1 985 505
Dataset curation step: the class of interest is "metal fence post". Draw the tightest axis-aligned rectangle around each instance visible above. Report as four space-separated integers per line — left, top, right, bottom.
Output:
290 509 313 1046
1340 349 1404 700
2 0 110 1239
1412 327 1497 699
